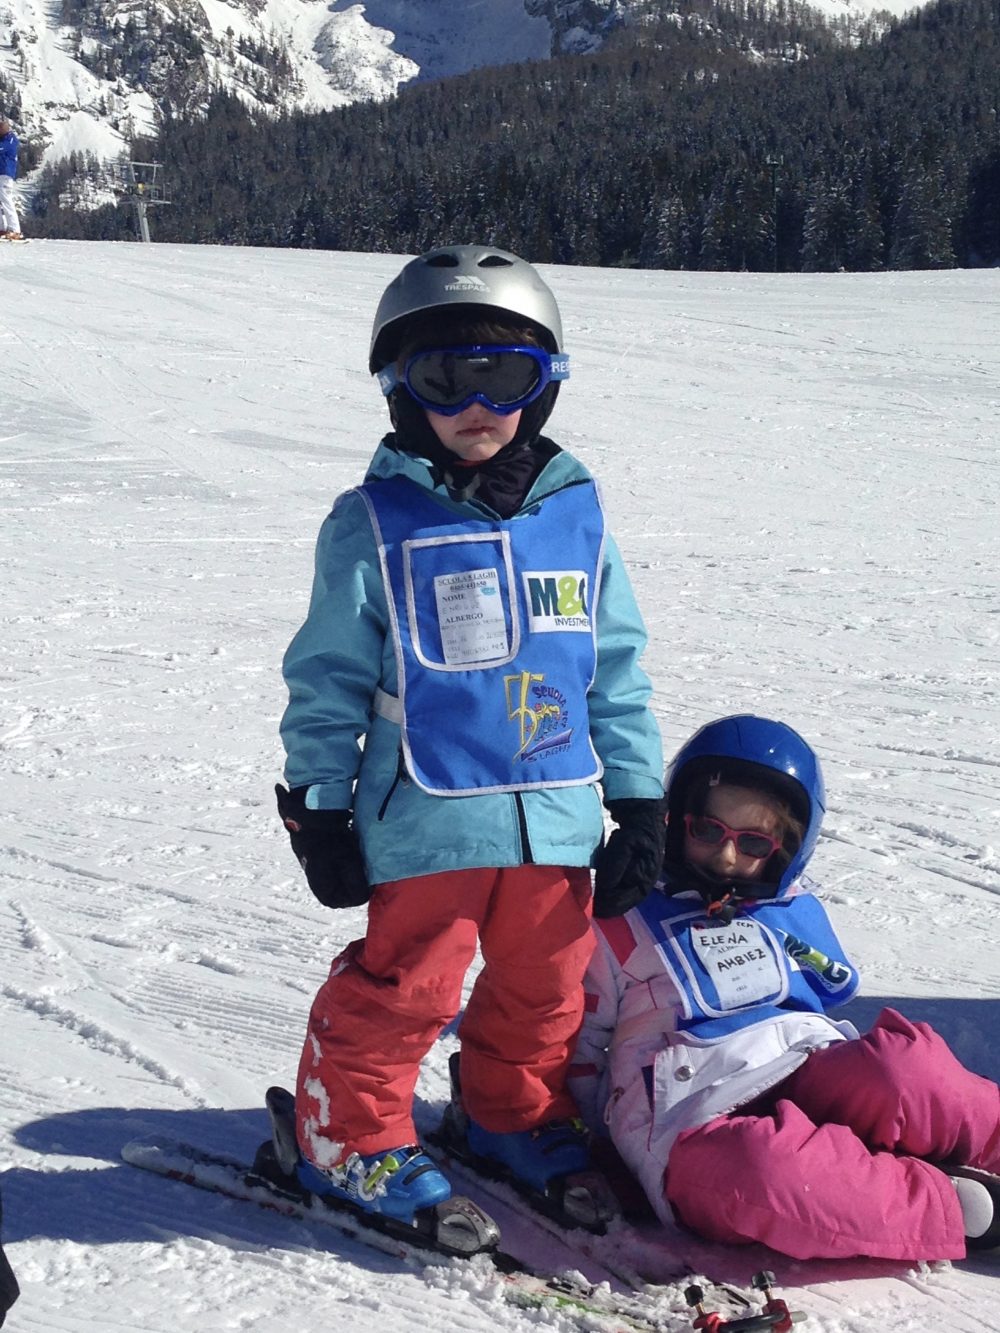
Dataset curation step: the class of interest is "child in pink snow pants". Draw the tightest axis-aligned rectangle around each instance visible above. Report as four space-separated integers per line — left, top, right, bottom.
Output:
668 1006 1000 1260
570 714 1000 1262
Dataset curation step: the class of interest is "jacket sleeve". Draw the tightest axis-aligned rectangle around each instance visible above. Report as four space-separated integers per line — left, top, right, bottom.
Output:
0 134 17 175
279 490 388 807
588 533 663 801
568 926 625 1133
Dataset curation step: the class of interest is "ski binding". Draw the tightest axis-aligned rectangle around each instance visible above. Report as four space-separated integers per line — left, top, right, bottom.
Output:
686 1270 805 1331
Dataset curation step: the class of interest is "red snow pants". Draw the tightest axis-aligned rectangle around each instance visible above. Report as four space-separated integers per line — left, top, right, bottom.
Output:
665 1007 1000 1261
296 864 594 1165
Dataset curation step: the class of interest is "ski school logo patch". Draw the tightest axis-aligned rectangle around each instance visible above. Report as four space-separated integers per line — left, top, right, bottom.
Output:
523 571 591 633
504 670 574 761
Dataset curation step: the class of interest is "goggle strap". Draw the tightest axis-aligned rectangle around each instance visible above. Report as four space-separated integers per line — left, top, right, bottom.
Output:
377 364 399 397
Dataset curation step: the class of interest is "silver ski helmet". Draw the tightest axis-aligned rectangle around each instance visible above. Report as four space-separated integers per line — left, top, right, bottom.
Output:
369 245 564 374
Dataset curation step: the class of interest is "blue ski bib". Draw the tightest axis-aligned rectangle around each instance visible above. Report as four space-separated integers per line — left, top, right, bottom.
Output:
636 891 859 1040
359 475 606 795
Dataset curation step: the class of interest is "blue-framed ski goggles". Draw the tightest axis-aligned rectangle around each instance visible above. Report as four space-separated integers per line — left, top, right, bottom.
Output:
376 344 571 417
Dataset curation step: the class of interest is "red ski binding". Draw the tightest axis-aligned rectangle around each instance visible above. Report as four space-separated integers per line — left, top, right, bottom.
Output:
686 1270 804 1331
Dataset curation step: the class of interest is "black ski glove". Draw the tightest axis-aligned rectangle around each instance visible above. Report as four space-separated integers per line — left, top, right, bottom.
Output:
275 784 372 910
592 797 667 919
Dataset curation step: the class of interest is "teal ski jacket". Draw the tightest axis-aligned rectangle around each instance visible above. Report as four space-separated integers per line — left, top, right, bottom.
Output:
280 437 663 886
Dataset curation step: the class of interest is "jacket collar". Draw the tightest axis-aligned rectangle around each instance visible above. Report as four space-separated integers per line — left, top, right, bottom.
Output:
362 434 595 518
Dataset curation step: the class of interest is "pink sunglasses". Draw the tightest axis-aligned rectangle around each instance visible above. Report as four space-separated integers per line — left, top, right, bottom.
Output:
684 813 782 860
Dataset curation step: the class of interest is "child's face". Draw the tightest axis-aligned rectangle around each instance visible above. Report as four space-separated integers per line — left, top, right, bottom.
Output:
424 404 522 463
683 784 783 883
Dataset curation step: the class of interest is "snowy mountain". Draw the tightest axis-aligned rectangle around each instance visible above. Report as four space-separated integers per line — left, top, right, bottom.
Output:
2 0 923 175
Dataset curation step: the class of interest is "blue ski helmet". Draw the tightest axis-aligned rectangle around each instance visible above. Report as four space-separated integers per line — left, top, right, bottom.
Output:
664 715 825 898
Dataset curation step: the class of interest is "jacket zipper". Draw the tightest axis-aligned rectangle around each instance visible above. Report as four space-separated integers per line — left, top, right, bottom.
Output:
377 749 408 821
514 791 534 863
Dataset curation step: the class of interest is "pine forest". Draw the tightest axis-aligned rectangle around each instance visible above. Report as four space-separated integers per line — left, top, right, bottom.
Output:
25 0 1000 272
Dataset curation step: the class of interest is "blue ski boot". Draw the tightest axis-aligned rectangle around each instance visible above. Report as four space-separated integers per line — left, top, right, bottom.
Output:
434 1053 619 1233
297 1144 452 1223
256 1085 500 1257
465 1117 590 1188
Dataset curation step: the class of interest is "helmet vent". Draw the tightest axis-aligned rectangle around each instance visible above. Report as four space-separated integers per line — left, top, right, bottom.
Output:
425 254 459 267
478 255 513 267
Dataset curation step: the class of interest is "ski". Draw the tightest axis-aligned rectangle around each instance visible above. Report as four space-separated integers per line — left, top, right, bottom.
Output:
426 1116 638 1269
426 1097 805 1329
426 1121 744 1298
122 1133 687 1330
122 1081 807 1332
123 1134 500 1260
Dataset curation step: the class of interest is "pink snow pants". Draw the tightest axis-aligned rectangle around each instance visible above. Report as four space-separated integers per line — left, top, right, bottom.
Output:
666 1008 1000 1261
296 864 594 1163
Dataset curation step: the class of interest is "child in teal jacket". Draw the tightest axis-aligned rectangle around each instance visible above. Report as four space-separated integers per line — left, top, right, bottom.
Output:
277 245 664 1229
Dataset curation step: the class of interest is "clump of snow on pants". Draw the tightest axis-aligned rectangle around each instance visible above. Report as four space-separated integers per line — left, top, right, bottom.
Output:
301 1072 344 1168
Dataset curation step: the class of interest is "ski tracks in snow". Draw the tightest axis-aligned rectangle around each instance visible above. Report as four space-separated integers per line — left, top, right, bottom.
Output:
2 245 1000 1331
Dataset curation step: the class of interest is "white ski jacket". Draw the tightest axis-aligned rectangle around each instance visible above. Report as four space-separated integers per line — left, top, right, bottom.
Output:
569 876 860 1224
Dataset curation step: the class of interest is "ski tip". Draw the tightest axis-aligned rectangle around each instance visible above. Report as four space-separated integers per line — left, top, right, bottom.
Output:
121 1134 173 1167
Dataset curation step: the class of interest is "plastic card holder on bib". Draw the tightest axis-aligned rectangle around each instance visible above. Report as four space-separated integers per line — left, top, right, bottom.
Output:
404 531 519 670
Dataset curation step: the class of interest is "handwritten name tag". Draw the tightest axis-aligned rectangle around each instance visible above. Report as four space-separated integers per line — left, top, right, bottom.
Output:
691 917 783 1009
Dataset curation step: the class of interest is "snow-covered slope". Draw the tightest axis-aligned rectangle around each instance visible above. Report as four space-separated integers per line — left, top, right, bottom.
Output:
1 240 999 1331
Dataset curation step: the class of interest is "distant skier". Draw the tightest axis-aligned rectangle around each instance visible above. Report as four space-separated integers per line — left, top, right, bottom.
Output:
0 1186 19 1329
0 118 22 241
571 714 1000 1261
276 244 664 1227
